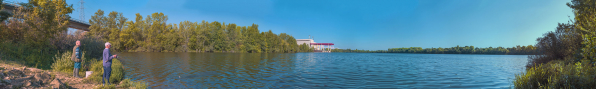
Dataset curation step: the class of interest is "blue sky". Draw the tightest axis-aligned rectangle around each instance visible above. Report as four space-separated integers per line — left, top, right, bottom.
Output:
7 0 573 50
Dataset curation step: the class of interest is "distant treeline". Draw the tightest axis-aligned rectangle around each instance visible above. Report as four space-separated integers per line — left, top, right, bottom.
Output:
331 45 540 55
88 10 313 53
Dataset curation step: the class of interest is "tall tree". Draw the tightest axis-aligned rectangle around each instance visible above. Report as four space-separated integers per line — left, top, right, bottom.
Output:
21 0 74 48
568 0 596 62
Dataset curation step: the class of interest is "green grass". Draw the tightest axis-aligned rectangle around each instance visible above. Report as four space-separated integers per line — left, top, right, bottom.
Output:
513 60 596 88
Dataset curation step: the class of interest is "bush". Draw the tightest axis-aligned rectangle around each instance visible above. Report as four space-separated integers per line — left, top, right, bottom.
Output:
119 78 149 89
527 23 583 68
0 36 104 70
0 42 57 69
51 51 74 73
86 58 125 84
80 37 106 59
514 60 596 88
51 51 94 74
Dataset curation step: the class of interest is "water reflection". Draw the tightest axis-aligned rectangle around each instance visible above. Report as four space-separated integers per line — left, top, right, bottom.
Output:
119 52 527 88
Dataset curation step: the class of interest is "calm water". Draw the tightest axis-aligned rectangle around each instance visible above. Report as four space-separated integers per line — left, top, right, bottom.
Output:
117 52 528 88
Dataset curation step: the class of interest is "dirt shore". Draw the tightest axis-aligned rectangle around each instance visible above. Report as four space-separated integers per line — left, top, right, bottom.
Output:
0 63 99 89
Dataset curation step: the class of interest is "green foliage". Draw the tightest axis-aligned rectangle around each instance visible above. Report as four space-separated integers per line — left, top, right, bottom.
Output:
19 0 74 48
86 59 125 84
570 0 596 62
51 51 74 73
298 43 314 52
514 0 596 88
51 51 96 74
79 37 107 59
88 10 304 53
118 78 149 89
0 29 103 70
514 60 596 88
566 0 596 63
0 0 81 70
0 42 57 69
528 23 583 67
581 33 596 62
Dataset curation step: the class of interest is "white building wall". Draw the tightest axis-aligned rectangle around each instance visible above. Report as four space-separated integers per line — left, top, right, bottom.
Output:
296 39 314 46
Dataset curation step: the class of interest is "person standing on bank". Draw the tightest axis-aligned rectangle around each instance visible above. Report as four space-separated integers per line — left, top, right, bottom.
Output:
71 40 83 78
102 42 117 85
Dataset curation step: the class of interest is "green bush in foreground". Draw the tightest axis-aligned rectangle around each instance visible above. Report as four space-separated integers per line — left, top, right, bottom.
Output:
118 78 149 89
514 60 596 88
86 58 125 84
51 51 74 73
51 51 95 74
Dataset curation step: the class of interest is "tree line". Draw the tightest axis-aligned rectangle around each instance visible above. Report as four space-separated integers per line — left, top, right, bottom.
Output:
331 45 540 55
87 10 312 53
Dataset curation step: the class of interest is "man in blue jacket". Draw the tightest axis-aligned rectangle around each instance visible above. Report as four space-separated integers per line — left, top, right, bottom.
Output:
71 40 82 78
103 42 117 86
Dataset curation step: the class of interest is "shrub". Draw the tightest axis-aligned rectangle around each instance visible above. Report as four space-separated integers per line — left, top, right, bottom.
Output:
527 23 583 68
119 78 149 89
0 42 57 69
80 37 106 59
51 51 74 73
86 58 125 84
514 60 596 88
51 51 94 74
0 36 104 70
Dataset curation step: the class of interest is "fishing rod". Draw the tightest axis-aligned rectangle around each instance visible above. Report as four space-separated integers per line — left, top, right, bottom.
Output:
113 52 129 65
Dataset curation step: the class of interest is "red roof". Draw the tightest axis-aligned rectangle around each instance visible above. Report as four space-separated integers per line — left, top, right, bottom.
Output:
310 43 334 45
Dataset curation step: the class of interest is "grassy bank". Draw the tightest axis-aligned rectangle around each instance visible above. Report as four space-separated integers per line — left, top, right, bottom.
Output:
513 60 596 88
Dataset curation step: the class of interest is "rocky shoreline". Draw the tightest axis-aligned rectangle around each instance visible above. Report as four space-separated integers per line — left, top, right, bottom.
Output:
1 64 98 89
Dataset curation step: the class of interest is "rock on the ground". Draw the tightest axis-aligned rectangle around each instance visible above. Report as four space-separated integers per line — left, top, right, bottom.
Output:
50 78 67 89
1 64 101 89
7 69 24 77
28 68 43 73
0 68 56 88
23 80 42 87
34 73 52 84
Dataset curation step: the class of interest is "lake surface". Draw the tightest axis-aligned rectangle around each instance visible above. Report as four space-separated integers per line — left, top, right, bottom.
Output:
117 52 528 88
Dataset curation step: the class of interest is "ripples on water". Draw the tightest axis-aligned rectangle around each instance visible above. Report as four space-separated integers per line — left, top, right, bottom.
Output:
117 52 528 88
